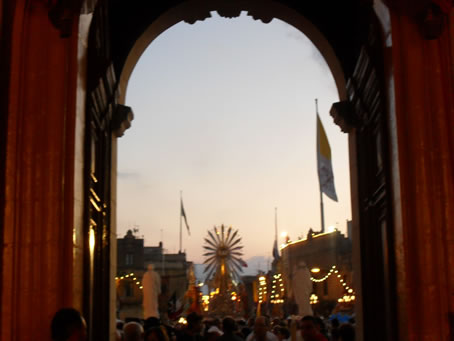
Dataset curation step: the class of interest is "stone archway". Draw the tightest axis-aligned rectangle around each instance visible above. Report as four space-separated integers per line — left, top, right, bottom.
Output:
2 1 454 341
84 1 395 340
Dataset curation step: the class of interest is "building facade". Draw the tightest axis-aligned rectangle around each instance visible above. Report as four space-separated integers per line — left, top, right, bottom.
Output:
116 230 190 320
281 229 353 316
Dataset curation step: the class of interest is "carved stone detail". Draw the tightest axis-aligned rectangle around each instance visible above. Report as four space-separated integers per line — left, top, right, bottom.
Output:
48 0 84 37
217 8 242 19
383 0 451 40
247 9 274 24
330 101 359 133
112 105 134 137
184 11 212 25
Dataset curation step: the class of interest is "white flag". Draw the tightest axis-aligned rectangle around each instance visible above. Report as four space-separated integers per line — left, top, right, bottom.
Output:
317 114 338 201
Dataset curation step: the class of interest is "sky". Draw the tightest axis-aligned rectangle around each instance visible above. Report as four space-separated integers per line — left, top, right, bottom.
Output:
118 11 351 266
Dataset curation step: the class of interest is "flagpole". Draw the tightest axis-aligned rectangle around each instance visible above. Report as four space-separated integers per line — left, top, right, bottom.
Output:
316 98 325 234
179 191 182 253
274 207 278 242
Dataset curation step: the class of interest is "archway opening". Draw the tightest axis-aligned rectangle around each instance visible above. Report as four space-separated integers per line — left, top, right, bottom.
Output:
116 9 353 328
84 2 394 340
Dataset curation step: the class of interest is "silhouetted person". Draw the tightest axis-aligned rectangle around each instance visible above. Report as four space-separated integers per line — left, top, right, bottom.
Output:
218 317 243 341
276 327 290 341
146 326 169 341
299 316 327 341
51 308 87 341
330 318 340 341
145 317 161 331
246 316 278 341
338 324 354 341
206 318 223 341
177 312 203 341
313 318 328 340
124 321 145 341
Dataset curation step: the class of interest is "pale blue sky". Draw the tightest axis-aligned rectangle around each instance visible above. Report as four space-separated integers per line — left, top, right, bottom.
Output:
118 12 351 264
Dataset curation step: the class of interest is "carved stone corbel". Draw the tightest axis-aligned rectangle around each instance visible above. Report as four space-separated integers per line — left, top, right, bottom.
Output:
383 0 451 40
247 9 274 24
420 3 447 40
217 8 242 19
112 104 134 137
184 10 212 25
329 101 359 133
48 0 84 37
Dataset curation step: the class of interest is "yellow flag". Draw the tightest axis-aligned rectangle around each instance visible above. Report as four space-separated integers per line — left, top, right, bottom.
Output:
317 114 338 201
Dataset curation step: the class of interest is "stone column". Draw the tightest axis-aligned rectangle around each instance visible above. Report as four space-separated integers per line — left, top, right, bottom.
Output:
388 6 454 340
1 2 82 340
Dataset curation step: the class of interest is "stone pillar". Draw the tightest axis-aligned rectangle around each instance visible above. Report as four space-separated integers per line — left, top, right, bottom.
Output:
388 6 454 340
1 2 81 340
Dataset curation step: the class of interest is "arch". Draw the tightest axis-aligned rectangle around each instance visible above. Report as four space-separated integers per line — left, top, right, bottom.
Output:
85 1 394 340
117 0 347 105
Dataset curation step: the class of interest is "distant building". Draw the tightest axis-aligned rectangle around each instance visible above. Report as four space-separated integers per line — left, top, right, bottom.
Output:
281 225 353 316
144 246 191 307
116 230 190 320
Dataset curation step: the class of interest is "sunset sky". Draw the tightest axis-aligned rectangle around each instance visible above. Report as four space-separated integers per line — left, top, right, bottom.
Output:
117 11 351 266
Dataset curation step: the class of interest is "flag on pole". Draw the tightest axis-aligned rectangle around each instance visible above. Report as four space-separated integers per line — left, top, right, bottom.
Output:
180 199 191 235
317 114 338 201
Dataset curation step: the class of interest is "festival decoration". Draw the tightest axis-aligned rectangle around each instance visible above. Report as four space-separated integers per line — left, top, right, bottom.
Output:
203 225 245 314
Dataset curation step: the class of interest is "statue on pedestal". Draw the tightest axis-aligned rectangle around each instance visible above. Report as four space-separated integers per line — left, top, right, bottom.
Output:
142 264 161 319
291 261 313 316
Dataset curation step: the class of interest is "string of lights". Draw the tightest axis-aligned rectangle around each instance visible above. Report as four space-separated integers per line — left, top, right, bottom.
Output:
270 273 285 304
258 276 267 304
115 272 143 290
310 265 356 303
310 265 337 282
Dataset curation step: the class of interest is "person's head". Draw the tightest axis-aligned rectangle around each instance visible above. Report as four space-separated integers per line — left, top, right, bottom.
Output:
144 317 160 331
313 317 325 333
145 326 167 341
338 323 355 341
124 321 144 341
331 318 339 329
241 326 252 339
277 327 290 341
254 316 270 340
222 317 236 334
300 316 318 341
215 318 222 328
237 319 246 327
186 312 203 334
51 308 87 341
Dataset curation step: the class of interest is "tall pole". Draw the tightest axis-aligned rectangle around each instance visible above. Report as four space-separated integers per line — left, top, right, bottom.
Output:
274 207 278 242
161 229 165 276
179 190 182 253
320 188 325 233
316 99 325 233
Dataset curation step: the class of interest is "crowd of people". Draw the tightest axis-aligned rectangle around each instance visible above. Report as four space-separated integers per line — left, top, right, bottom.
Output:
51 308 354 341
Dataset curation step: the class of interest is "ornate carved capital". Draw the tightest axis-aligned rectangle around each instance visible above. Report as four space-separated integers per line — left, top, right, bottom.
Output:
383 0 451 39
48 0 84 37
183 11 212 25
247 9 274 24
329 101 359 133
217 8 242 19
112 105 134 137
